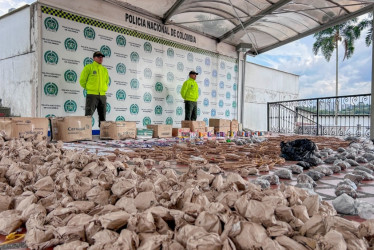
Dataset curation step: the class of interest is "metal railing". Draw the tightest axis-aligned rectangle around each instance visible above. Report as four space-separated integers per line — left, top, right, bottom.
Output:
267 94 371 137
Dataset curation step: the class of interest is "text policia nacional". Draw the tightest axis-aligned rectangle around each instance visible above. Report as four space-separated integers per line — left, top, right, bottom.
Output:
125 13 197 43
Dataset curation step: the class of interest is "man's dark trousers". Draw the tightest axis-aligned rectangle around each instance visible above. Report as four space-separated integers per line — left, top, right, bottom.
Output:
184 100 197 121
85 94 106 127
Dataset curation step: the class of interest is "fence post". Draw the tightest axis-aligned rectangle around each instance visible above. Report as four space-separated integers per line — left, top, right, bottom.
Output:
316 99 319 136
302 117 304 135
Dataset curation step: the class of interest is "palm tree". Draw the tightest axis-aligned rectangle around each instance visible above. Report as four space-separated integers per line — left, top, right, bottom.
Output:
356 13 373 47
312 19 363 124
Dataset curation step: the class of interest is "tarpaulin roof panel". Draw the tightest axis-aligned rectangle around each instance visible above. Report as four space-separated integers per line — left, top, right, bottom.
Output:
107 0 374 54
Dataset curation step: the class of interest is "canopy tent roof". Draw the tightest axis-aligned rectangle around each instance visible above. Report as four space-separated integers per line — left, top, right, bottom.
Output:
104 0 374 54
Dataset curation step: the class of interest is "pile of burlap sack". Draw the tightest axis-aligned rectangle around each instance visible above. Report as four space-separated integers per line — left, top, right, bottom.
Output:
0 134 374 250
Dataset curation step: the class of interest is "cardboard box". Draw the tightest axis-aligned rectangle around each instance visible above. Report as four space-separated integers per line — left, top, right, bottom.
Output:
100 121 137 140
11 117 49 139
172 127 190 137
137 129 153 139
209 119 230 127
181 121 206 133
0 118 12 138
209 119 230 134
50 116 92 142
147 125 172 138
231 120 239 132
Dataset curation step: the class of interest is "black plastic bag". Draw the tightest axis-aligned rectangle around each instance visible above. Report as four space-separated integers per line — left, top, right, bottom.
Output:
280 139 319 166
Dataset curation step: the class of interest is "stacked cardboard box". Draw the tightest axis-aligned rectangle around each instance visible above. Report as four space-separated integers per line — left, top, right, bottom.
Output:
147 125 172 138
209 119 231 134
0 117 49 139
230 120 239 133
181 121 206 133
100 121 137 140
50 116 92 142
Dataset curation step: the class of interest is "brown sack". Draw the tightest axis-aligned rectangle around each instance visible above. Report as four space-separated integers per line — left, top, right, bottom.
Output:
54 240 90 250
115 197 138 214
359 219 374 240
21 203 47 222
267 221 293 237
67 214 93 226
86 186 110 205
54 225 86 243
293 236 317 249
0 210 22 235
134 191 157 211
186 232 222 250
302 195 320 217
176 225 208 247
0 194 12 212
232 222 270 249
34 176 54 192
98 211 131 230
15 193 37 211
66 201 96 213
127 212 157 234
244 200 277 227
292 205 310 223
195 211 222 234
300 215 326 237
318 230 347 250
25 225 56 250
92 229 119 245
113 229 139 250
111 178 137 196
275 206 295 223
275 235 308 250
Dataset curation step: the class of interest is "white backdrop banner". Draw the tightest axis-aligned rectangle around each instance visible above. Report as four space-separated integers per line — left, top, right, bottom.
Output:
41 6 238 130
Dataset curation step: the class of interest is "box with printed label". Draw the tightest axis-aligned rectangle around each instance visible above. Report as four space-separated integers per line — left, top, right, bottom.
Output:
50 116 92 142
11 117 49 139
172 127 190 137
100 121 137 140
137 129 153 139
147 125 172 138
181 121 206 133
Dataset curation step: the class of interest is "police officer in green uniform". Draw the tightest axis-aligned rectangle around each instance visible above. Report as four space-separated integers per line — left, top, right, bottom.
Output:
80 51 109 127
181 71 199 121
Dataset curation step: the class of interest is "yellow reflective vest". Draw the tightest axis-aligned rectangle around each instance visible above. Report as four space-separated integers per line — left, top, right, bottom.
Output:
79 61 109 95
181 78 199 102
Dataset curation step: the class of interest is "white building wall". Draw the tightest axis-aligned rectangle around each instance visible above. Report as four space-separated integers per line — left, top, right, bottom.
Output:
0 5 38 116
243 62 299 131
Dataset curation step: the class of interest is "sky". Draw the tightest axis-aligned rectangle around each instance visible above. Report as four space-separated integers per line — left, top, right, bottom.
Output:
1 0 372 99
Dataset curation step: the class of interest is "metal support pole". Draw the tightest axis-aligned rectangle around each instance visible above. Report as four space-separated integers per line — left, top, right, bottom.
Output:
240 52 248 125
267 103 270 132
278 104 281 133
371 8 374 140
316 99 320 136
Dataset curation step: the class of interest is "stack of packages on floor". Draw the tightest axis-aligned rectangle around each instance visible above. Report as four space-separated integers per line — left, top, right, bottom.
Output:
0 117 243 141
0 134 374 249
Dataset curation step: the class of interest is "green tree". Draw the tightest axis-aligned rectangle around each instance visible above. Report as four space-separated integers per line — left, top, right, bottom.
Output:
357 13 373 47
313 20 363 124
313 19 363 96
